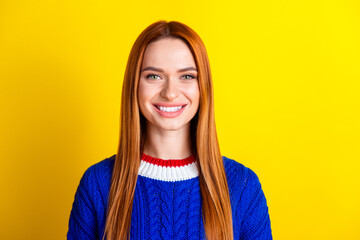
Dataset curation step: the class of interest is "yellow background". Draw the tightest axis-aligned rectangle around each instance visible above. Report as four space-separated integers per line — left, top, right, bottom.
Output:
1 0 359 239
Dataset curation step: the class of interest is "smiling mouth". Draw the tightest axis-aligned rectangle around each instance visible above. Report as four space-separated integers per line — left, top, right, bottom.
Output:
154 104 187 113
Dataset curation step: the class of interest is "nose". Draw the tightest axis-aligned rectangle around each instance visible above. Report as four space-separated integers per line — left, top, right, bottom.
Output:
160 77 180 101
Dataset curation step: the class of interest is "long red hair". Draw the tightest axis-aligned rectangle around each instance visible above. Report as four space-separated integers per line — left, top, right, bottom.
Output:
102 20 233 240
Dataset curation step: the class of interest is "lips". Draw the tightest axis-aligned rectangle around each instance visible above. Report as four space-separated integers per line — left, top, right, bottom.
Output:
153 103 187 108
152 103 187 118
154 104 186 110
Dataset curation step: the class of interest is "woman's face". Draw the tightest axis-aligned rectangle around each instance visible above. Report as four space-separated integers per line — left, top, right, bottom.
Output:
138 38 200 132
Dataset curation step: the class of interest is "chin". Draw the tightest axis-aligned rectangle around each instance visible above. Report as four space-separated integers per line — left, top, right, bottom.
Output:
159 125 184 131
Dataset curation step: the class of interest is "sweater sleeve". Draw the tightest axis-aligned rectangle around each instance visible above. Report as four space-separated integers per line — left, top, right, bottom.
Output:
67 165 99 240
239 168 272 240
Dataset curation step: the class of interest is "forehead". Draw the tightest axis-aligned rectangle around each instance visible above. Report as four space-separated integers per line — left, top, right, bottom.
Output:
141 38 196 69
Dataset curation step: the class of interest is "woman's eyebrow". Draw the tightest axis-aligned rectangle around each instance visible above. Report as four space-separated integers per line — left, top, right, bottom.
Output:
141 66 197 72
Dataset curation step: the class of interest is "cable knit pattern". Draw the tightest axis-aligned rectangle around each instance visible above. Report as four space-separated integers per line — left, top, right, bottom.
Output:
67 154 272 239
187 178 202 239
142 177 160 239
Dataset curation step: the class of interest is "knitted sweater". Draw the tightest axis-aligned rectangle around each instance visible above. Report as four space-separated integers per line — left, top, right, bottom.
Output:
67 154 272 239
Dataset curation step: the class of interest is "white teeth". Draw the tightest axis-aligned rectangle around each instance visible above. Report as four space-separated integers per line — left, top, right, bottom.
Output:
158 105 183 112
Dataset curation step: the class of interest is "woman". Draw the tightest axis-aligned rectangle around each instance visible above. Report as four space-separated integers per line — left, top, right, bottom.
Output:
67 20 272 240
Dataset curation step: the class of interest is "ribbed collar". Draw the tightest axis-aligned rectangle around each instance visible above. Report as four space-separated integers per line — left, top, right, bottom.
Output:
138 153 199 182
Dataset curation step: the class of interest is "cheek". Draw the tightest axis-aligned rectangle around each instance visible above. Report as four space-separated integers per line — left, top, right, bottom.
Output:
138 81 158 109
183 84 200 107
138 82 149 111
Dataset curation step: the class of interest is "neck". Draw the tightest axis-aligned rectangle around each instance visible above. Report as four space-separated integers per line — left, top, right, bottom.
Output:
143 122 193 159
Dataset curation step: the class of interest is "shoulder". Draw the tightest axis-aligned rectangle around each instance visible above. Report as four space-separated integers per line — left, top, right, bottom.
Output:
84 154 115 178
222 156 272 238
68 155 116 239
222 155 259 184
78 154 115 193
221 155 264 204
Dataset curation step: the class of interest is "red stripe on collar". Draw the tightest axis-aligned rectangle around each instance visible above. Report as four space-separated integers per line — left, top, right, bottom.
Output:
141 153 196 167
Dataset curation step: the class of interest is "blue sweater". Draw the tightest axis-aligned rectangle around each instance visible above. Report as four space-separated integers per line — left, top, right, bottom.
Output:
67 154 272 239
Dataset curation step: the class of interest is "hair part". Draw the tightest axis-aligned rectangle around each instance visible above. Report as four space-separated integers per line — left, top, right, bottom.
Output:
102 20 234 240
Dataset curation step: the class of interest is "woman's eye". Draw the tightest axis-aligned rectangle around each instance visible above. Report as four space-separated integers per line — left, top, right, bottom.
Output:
182 74 196 80
146 74 161 80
